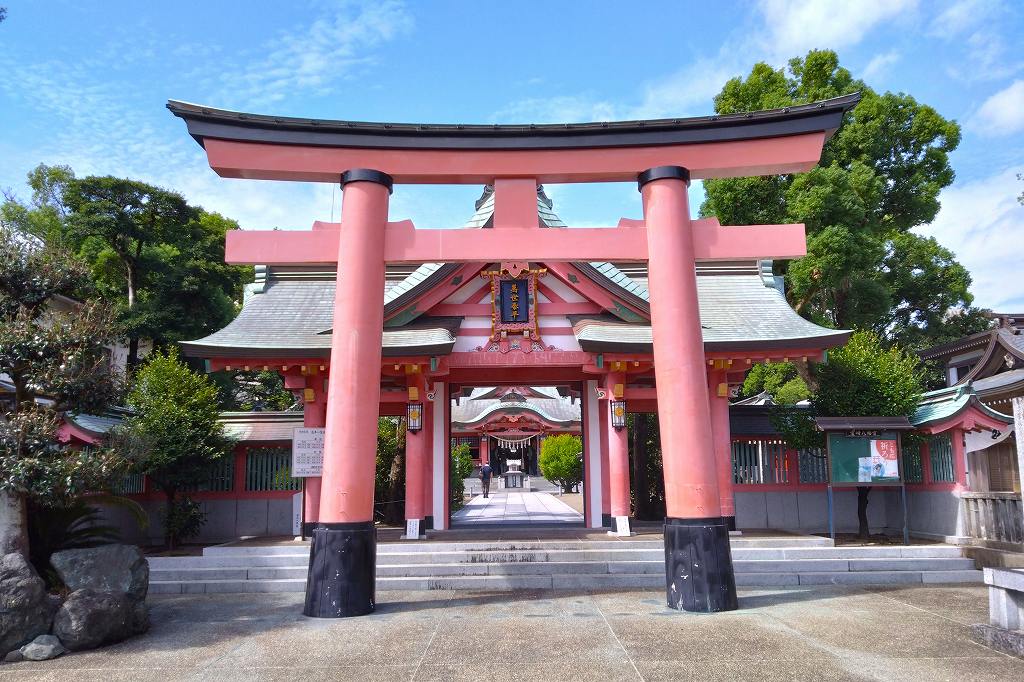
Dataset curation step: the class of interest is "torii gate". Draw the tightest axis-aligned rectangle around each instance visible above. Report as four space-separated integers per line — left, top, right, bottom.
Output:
169 93 859 618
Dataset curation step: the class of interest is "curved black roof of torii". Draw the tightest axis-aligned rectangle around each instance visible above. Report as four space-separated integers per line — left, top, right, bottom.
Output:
167 93 860 151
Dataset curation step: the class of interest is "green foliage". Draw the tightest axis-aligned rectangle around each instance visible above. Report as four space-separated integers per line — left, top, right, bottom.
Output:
701 50 988 349
450 444 474 511
210 369 296 412
161 497 206 545
0 227 125 510
539 434 583 493
814 331 925 418
118 349 232 547
2 164 251 367
374 417 405 524
771 331 925 449
743 362 809 406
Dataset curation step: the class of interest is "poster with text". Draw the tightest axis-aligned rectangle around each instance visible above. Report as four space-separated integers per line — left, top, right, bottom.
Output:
292 427 325 477
870 439 899 481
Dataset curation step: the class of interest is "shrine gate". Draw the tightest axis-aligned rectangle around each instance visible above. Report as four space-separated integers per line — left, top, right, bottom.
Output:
170 93 859 617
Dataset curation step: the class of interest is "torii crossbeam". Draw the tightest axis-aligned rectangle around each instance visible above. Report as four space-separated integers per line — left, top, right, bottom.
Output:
169 93 859 618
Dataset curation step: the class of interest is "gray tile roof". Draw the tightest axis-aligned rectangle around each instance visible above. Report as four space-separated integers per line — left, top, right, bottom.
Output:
219 411 304 442
971 368 1024 396
451 392 581 428
183 186 847 357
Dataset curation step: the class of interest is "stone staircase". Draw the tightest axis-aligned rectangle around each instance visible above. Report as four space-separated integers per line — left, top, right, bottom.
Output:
148 535 982 595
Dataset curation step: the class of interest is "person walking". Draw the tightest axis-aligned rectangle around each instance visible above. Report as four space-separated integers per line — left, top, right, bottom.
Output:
480 462 493 498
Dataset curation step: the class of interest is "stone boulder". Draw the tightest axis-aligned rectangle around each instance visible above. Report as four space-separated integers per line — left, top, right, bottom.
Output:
52 589 149 651
19 634 67 661
0 553 51 657
50 544 149 601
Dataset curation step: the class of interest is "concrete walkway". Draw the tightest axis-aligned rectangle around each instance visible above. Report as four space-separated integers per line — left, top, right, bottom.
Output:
2 585 1021 680
451 490 584 526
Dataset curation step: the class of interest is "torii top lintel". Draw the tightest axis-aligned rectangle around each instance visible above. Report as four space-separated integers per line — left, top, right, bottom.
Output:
167 94 859 184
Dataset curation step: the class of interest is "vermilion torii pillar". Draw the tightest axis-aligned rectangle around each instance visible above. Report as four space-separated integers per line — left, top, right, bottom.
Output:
304 169 391 619
169 93 858 616
642 166 737 612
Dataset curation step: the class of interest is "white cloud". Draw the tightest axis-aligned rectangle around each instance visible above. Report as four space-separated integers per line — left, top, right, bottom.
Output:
216 1 413 110
862 50 901 81
490 96 618 124
917 166 1024 310
928 0 1001 38
755 0 918 63
971 80 1024 135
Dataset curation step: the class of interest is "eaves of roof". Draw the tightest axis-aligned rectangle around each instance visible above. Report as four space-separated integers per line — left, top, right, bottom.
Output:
168 94 860 152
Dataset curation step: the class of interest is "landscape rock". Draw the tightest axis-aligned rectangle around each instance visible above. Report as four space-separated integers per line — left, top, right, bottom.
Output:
50 544 149 601
4 649 24 663
52 589 149 651
19 635 67 661
0 553 51 657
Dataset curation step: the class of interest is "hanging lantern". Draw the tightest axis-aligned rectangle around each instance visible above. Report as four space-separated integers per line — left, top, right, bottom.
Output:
407 401 423 432
610 399 627 430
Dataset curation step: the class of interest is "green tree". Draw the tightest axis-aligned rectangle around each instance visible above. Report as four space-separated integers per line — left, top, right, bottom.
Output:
702 50 990 348
0 227 125 556
742 361 809 405
539 434 583 493
374 417 405 525
772 331 924 537
210 369 296 412
118 350 233 549
450 443 474 511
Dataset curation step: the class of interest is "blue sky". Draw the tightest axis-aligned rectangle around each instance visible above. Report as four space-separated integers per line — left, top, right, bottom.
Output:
2 0 1022 309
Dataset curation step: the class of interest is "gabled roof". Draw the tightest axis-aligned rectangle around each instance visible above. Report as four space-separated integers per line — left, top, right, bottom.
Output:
220 411 303 442
451 388 581 429
911 385 1012 430
182 186 849 358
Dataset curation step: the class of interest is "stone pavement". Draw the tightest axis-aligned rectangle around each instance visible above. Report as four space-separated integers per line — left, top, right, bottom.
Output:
451 491 583 526
1 585 1022 681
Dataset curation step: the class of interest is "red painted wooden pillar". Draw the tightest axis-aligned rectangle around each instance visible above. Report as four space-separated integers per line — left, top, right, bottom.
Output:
479 434 489 467
302 372 327 532
599 394 612 526
951 427 969 491
403 377 427 538
304 169 391 619
707 368 736 529
606 372 631 531
641 166 736 613
422 398 434 529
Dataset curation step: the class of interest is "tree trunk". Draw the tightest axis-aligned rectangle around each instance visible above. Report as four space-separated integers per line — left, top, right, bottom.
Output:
0 490 28 557
126 260 139 369
856 486 871 539
633 415 651 520
164 489 176 551
386 450 404 525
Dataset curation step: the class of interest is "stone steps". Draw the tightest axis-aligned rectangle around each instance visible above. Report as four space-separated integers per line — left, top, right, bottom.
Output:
148 538 982 595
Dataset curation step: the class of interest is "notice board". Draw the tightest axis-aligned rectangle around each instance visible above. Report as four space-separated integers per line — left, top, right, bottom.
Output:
827 431 902 486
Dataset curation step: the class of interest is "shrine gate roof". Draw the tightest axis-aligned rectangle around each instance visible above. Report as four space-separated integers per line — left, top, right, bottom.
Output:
168 94 859 152
181 189 849 358
451 387 581 430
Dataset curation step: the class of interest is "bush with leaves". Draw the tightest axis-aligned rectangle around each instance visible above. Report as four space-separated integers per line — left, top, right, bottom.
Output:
374 417 405 525
771 331 924 537
450 443 474 511
539 434 583 493
117 349 233 549
161 497 207 546
0 226 125 556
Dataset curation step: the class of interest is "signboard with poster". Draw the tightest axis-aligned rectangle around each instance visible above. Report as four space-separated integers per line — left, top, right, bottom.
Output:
826 431 904 486
292 427 325 477
815 417 915 545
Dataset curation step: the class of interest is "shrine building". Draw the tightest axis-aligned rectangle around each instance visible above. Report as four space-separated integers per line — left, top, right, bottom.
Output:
168 94 862 617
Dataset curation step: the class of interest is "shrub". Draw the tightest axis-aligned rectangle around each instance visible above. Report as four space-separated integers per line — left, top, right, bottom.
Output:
450 443 474 511
539 435 583 493
162 497 206 545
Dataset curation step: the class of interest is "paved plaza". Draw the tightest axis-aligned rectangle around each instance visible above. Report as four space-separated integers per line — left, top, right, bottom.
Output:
451 491 584 526
1 585 1021 681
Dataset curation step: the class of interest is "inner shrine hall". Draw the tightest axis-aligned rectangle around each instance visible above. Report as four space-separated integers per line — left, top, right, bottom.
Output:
171 93 860 617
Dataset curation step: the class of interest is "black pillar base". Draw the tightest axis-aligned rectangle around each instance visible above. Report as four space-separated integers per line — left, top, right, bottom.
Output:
301 521 318 537
601 513 613 529
303 522 376 618
725 516 737 532
664 516 738 613
423 515 434 531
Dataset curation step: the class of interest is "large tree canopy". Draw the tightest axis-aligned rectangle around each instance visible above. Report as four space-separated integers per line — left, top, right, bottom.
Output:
1 165 249 367
701 50 989 349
